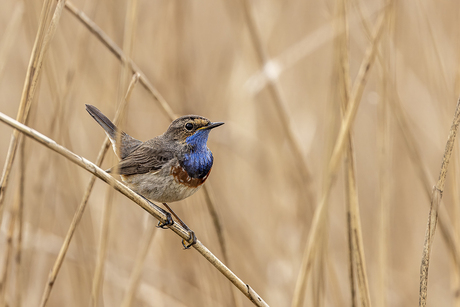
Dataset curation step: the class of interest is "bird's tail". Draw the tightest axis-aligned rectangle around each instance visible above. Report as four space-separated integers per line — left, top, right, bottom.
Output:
86 104 119 140
85 104 142 159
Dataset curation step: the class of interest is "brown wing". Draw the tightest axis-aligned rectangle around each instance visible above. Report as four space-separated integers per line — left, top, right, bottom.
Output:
107 143 174 176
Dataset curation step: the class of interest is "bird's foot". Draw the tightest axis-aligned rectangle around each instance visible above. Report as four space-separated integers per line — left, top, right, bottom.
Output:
161 203 197 249
135 193 174 229
182 229 197 249
157 212 174 229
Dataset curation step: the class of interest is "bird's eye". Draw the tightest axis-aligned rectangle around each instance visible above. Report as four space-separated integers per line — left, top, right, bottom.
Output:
185 123 193 131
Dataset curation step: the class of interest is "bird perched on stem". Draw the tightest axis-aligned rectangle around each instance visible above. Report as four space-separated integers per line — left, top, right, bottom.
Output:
86 104 223 248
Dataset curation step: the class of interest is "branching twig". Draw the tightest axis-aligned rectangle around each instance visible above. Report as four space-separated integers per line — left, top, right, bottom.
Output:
419 97 460 306
0 112 270 307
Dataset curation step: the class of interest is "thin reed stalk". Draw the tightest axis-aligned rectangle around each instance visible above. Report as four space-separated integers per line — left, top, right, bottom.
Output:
419 97 460 306
64 1 176 120
0 138 24 307
390 90 460 271
452 9 460 305
0 0 54 227
450 151 460 307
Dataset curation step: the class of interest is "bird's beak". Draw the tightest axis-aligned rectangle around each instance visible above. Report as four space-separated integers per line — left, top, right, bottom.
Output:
200 122 224 131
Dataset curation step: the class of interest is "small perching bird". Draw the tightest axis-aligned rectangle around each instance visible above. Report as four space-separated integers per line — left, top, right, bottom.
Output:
86 104 224 248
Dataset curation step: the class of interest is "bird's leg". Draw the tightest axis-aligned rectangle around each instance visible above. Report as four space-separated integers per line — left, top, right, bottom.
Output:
135 193 173 228
162 203 197 249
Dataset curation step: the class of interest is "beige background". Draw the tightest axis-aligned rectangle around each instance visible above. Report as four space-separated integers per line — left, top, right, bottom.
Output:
0 0 459 306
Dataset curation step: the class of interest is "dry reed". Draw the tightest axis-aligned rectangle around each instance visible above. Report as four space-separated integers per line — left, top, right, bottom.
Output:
0 0 53 226
419 97 460 306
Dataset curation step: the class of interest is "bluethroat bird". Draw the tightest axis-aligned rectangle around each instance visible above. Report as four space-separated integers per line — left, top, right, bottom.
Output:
85 104 223 248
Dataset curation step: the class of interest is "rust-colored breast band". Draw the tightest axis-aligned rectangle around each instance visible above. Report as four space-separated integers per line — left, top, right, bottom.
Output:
171 165 210 188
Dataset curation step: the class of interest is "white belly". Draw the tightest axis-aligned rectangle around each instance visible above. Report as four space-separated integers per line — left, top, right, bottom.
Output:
121 171 202 203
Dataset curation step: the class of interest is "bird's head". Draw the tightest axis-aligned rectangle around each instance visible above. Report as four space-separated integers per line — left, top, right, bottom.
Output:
164 115 224 149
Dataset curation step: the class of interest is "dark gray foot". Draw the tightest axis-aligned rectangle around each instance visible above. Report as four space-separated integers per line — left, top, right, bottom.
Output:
135 193 174 228
157 213 174 229
182 230 197 249
162 203 197 249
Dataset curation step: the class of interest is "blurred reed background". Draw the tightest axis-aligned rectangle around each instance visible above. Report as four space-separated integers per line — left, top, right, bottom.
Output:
0 0 460 306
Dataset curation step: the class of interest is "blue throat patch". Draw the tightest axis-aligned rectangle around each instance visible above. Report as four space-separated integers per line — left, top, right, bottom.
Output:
183 130 214 178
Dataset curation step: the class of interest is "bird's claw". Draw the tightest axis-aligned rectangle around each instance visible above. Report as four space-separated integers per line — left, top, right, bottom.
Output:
157 212 174 229
182 230 197 249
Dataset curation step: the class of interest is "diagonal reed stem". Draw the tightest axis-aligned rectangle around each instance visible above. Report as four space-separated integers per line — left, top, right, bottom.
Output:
419 97 460 306
0 110 270 307
390 90 460 274
64 1 176 121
